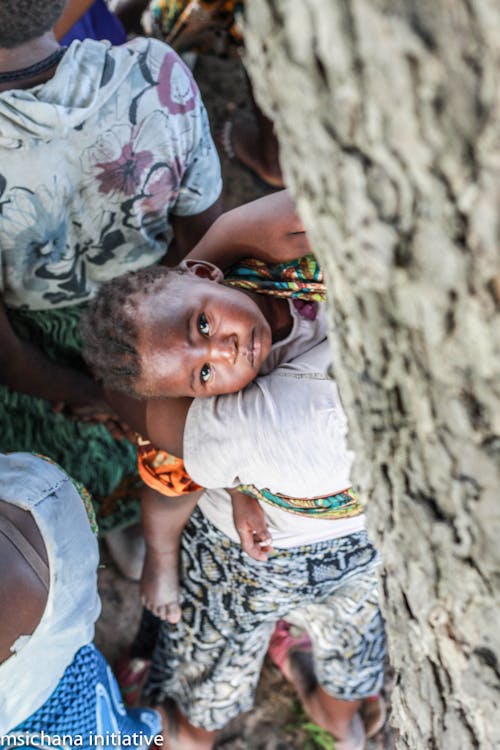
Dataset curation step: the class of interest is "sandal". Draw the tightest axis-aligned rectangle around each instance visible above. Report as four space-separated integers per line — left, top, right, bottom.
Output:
268 619 312 676
115 653 151 708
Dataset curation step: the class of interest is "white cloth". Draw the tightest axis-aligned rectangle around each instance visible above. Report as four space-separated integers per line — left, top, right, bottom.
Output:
184 304 365 548
0 453 100 733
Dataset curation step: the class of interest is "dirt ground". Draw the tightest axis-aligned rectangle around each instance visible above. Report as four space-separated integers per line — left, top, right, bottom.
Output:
95 53 395 750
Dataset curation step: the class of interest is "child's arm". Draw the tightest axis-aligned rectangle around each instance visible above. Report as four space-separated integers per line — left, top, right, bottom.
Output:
230 489 273 562
141 485 202 623
185 190 311 270
103 389 191 458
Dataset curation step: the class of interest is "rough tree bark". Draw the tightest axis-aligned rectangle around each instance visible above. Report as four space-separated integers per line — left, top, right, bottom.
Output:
243 2 500 748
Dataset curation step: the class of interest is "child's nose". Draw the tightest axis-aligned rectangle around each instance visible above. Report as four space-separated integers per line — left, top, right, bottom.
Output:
209 334 238 363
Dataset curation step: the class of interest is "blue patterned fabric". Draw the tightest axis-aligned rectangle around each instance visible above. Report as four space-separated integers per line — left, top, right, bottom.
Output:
9 644 160 748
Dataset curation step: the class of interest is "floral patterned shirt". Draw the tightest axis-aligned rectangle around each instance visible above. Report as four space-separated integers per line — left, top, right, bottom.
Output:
0 38 222 310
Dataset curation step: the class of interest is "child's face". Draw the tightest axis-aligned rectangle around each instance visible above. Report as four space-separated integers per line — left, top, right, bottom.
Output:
135 274 273 397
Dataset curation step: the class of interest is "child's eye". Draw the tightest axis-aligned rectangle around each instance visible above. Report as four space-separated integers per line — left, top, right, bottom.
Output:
200 363 212 384
198 313 210 337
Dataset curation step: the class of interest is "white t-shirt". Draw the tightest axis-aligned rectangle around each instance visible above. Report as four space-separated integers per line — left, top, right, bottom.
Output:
0 453 100 733
184 302 365 548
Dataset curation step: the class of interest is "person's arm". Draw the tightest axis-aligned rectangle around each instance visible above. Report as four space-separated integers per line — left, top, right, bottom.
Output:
140 485 201 623
103 388 191 457
0 298 104 408
167 195 224 264
53 0 97 40
185 190 311 270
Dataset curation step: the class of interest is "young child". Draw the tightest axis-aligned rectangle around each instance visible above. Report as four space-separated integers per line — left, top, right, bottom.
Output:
0 452 163 746
81 189 316 618
81 245 386 750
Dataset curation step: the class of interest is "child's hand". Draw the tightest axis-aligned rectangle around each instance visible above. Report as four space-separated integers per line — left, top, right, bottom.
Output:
230 489 273 562
140 545 182 624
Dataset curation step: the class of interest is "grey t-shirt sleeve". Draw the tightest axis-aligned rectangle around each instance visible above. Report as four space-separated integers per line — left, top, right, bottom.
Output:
171 103 222 217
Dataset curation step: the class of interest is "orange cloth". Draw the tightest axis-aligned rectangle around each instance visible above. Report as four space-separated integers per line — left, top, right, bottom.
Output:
136 435 201 497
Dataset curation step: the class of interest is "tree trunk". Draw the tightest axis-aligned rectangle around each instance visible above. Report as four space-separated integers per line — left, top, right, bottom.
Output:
243 1 500 747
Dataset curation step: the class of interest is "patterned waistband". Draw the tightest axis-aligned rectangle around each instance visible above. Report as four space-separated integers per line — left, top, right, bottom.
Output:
237 484 364 519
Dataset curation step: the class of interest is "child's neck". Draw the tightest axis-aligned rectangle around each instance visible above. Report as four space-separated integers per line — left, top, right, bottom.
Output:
250 293 293 343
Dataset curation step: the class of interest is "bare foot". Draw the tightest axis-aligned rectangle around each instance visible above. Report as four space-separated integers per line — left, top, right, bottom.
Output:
360 694 387 738
155 701 216 750
269 622 366 750
140 546 182 623
333 712 366 750
220 109 285 188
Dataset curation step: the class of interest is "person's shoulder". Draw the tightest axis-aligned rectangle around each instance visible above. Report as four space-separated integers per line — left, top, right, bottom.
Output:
124 36 170 56
123 37 189 70
262 339 332 384
0 453 68 509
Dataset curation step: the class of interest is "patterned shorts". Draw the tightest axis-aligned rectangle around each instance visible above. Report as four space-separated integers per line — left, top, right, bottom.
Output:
146 508 385 731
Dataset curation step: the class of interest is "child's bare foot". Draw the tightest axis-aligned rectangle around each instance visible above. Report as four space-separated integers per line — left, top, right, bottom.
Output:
220 108 285 189
140 546 182 623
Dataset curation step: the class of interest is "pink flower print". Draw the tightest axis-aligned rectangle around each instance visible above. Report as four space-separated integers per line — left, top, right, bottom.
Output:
140 166 178 215
156 52 197 114
96 142 153 196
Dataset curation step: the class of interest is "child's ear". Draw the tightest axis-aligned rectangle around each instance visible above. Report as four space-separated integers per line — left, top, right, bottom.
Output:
178 259 224 282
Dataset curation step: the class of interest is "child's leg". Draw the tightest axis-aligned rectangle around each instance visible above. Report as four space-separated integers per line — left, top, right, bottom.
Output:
145 507 294 740
284 536 385 750
285 657 364 750
141 486 202 623
145 512 383 750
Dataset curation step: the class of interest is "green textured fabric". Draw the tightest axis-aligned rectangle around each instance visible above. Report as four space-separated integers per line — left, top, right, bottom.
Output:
0 305 141 533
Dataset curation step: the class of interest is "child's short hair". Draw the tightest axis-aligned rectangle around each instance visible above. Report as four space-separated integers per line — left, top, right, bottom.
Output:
0 0 67 48
81 265 186 396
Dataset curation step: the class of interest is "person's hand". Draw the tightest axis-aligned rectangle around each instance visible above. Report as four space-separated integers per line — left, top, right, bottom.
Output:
140 545 182 624
231 489 273 562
